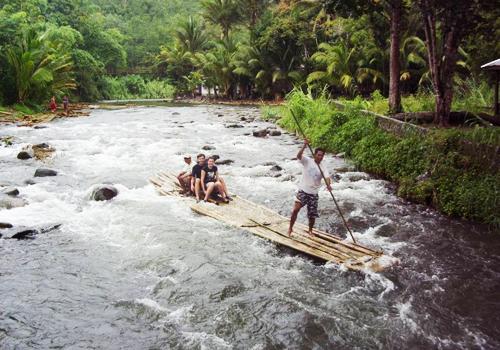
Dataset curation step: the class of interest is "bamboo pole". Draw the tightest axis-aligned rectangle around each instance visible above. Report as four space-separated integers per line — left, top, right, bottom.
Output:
248 219 350 261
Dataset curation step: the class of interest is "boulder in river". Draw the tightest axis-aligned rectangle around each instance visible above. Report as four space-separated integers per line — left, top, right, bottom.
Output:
253 129 268 137
17 151 32 160
226 124 243 128
1 187 19 196
270 165 283 172
0 222 13 229
262 161 277 166
0 195 27 209
11 229 38 240
33 143 50 149
202 145 216 150
34 168 58 177
215 159 234 165
269 130 282 136
32 143 55 160
91 185 118 201
172 112 180 115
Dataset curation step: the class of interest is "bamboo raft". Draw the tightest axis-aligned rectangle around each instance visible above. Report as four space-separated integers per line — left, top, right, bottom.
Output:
150 172 387 271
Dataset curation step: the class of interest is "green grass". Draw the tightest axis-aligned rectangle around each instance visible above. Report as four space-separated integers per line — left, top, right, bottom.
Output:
272 89 500 228
353 79 494 116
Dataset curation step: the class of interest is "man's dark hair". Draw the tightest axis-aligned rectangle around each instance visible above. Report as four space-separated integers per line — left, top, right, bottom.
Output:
207 156 215 161
197 153 205 159
314 147 325 155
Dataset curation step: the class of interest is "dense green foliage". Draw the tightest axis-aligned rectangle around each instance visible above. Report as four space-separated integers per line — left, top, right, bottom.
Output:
0 0 191 106
0 0 498 110
266 90 500 227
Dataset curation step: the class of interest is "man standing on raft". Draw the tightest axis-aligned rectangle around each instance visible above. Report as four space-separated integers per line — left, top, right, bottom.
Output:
288 139 332 237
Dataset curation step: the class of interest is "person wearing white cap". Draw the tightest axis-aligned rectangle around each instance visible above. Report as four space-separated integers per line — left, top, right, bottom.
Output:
177 154 193 194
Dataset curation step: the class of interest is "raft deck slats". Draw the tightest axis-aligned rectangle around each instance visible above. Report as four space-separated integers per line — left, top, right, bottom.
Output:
150 172 386 271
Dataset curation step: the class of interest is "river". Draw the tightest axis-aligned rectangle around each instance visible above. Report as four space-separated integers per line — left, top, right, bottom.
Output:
0 105 499 349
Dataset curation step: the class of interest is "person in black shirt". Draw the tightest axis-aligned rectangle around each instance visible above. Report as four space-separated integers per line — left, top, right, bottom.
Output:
201 157 229 203
191 153 206 202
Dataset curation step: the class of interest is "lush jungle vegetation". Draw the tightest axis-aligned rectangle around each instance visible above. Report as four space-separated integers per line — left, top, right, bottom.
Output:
1 1 498 122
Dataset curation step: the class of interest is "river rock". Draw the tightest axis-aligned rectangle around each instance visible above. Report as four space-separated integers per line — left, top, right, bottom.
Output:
269 130 282 136
33 143 50 149
0 195 27 209
24 179 36 185
346 173 370 182
226 124 243 128
35 168 57 177
11 229 38 240
17 151 32 160
334 166 355 173
240 116 247 121
215 159 234 165
91 185 118 201
217 114 224 117
253 129 268 137
34 125 48 129
270 165 283 172
0 222 13 229
202 145 216 150
1 187 19 196
32 143 55 160
172 112 180 115
262 161 277 166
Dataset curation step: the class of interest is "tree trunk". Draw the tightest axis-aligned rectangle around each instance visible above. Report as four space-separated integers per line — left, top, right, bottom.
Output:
388 0 403 114
418 0 465 126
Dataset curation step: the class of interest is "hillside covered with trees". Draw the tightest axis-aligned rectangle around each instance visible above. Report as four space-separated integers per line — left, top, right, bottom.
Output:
1 0 499 122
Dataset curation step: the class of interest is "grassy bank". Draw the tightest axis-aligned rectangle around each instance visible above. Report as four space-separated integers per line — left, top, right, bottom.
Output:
262 90 500 229
349 79 494 116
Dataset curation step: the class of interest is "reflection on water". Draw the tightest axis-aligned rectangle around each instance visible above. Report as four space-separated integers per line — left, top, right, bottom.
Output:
0 105 498 349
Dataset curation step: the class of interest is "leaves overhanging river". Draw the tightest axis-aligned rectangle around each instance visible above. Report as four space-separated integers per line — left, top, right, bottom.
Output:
0 105 499 349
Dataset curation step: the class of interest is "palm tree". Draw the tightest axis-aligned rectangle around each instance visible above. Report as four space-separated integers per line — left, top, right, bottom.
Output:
156 44 195 83
307 41 359 95
6 29 75 103
201 0 242 39
174 16 210 53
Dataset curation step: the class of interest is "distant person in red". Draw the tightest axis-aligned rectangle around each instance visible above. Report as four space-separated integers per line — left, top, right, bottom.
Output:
49 96 57 113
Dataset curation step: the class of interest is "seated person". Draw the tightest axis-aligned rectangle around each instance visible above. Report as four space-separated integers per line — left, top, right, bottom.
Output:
191 153 206 202
201 157 229 203
177 154 193 194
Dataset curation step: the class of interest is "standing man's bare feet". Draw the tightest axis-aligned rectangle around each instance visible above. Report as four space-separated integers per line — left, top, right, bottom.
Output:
288 228 293 237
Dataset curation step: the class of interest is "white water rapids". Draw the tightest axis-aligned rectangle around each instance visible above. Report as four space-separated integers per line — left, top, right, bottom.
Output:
0 105 498 349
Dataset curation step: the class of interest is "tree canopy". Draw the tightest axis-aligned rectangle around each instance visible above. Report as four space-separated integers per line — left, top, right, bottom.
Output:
0 0 498 122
